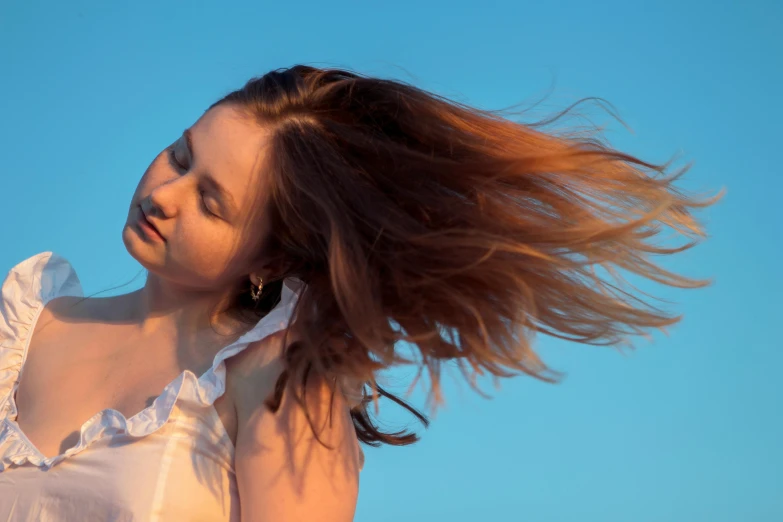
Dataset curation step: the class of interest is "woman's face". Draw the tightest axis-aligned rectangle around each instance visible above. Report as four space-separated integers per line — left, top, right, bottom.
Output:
123 103 274 291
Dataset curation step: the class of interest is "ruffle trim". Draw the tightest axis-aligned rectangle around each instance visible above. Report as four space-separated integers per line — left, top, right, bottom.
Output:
0 251 305 471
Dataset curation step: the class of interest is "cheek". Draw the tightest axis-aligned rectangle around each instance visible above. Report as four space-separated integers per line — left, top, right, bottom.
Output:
174 224 243 282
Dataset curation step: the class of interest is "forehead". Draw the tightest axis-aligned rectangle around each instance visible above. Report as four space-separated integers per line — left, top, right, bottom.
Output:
189 104 272 217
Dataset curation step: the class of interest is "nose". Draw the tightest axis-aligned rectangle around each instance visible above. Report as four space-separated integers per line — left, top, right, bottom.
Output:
144 179 180 219
139 197 154 217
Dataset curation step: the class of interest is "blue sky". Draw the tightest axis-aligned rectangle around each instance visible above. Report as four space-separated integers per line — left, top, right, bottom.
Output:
1 1 781 520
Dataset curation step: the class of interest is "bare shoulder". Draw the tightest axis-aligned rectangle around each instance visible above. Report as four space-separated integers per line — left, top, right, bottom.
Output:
226 330 361 521
30 295 91 341
38 295 125 331
224 330 289 410
225 329 354 424
42 295 88 319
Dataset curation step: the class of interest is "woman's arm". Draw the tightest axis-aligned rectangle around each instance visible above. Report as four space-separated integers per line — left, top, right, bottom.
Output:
230 333 361 522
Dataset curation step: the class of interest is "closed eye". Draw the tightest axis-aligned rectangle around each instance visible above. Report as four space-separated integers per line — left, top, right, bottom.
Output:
168 145 187 170
167 146 220 219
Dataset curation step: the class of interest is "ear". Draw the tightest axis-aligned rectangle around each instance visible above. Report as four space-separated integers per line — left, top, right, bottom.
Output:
253 255 294 284
249 264 286 287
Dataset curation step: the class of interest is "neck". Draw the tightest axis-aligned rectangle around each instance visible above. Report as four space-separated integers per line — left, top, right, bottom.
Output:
118 273 249 347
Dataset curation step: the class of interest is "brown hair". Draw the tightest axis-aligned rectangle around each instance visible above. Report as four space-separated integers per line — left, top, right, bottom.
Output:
210 65 721 448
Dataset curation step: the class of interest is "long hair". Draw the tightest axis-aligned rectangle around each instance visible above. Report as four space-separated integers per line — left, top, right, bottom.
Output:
210 65 721 447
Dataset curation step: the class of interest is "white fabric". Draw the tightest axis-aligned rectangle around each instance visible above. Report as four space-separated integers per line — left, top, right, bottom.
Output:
0 251 363 521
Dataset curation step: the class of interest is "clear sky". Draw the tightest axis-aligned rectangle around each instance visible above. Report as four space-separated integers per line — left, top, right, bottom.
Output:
1 1 781 520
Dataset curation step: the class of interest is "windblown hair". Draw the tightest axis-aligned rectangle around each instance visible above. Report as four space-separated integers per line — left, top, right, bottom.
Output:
210 65 721 447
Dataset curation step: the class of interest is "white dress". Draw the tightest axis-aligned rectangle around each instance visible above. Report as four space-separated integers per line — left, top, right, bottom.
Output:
0 251 363 521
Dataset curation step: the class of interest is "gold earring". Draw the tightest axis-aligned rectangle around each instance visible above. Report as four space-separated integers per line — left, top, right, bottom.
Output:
250 277 263 302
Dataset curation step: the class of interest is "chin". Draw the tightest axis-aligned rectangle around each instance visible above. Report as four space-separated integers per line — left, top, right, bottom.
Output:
121 222 162 270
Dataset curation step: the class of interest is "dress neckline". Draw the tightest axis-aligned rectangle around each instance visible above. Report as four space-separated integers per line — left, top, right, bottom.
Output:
0 251 304 470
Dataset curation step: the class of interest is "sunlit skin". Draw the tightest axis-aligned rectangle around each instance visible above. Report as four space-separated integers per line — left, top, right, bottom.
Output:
122 104 360 521
122 104 274 338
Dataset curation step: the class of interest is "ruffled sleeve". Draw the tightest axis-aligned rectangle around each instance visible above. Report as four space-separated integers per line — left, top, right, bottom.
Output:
0 251 83 417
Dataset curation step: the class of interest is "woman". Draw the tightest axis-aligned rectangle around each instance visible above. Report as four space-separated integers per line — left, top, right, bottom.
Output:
0 65 719 521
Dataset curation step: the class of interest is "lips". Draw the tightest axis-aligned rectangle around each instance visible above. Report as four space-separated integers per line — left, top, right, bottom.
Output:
138 205 165 240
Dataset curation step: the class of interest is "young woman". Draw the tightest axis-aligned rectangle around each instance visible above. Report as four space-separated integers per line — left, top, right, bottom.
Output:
0 65 719 521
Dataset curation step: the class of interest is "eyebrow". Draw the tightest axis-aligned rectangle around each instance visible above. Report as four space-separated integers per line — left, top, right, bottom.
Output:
183 127 238 217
